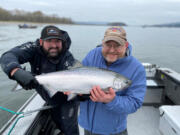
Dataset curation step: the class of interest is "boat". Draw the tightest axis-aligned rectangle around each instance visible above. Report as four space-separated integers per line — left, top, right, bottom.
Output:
18 24 37 29
0 63 180 135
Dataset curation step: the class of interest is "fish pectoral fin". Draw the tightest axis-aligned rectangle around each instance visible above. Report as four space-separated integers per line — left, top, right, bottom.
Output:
67 93 77 101
11 83 23 92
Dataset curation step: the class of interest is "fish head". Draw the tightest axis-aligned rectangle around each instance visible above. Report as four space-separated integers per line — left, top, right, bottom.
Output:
113 77 132 91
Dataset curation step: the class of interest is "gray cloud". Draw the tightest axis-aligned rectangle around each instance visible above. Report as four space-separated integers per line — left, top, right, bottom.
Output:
1 0 180 25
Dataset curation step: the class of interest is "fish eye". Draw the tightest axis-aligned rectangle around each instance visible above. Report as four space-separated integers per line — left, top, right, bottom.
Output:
125 80 129 84
125 80 131 85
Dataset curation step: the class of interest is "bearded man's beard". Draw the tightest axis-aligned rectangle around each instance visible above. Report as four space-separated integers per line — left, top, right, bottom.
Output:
42 45 62 59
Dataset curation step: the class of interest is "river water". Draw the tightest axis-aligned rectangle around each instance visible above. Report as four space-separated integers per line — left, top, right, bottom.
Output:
0 23 180 129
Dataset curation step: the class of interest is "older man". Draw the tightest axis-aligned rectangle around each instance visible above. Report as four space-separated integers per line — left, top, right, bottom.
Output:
78 26 146 135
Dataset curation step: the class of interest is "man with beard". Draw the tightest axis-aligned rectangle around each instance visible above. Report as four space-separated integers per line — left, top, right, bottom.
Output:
0 25 79 135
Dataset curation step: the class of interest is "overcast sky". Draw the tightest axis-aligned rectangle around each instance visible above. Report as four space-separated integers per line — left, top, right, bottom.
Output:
1 0 180 25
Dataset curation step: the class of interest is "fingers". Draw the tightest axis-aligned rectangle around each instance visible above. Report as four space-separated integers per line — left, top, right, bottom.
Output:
109 87 115 94
90 87 116 103
90 87 98 102
93 86 105 97
90 86 105 102
90 86 96 101
90 95 96 102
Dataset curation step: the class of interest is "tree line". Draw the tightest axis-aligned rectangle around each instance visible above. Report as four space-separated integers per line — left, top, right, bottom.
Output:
0 7 74 24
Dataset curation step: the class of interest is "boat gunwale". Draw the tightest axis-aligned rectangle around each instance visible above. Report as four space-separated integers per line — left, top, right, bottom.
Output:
0 93 37 134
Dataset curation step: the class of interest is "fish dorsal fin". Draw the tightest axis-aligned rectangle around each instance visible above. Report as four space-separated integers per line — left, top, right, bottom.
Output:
68 59 82 69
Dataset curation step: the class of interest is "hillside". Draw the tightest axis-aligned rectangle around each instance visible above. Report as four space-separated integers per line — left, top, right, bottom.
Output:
0 7 73 24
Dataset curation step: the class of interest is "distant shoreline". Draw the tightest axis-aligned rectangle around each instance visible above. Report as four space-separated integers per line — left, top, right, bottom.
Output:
0 21 69 25
0 20 129 27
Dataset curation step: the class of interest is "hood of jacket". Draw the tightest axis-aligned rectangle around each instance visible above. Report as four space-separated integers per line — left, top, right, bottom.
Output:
35 29 72 63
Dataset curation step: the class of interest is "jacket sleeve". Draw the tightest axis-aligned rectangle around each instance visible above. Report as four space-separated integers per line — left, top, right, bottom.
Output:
105 65 146 114
0 42 37 78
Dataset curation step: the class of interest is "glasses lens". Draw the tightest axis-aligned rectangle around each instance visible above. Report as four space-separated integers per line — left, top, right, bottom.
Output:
104 43 122 49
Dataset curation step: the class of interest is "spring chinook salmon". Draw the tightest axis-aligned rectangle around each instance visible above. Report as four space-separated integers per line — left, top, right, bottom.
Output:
35 67 132 100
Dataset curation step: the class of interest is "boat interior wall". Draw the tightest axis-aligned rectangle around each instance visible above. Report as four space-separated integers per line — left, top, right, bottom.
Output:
143 87 164 106
143 64 165 106
156 68 180 105
157 68 180 85
144 79 164 106
143 64 180 106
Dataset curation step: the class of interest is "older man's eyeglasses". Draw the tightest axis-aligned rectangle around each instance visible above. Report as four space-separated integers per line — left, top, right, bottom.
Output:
103 43 124 50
